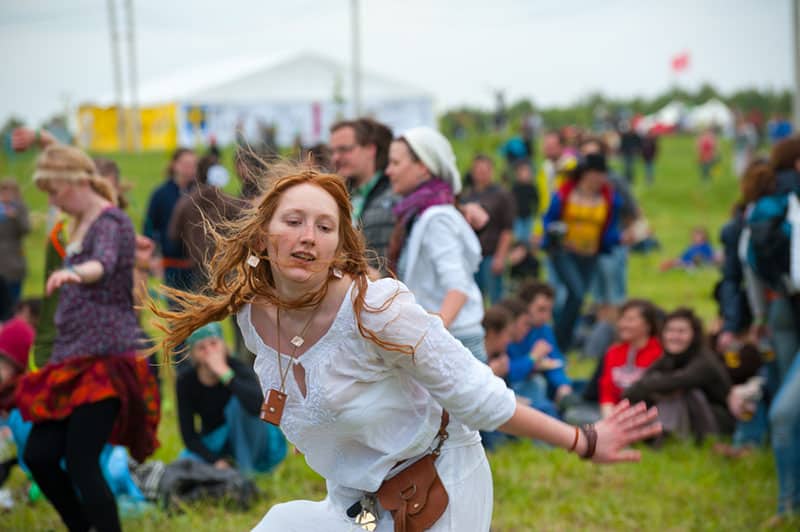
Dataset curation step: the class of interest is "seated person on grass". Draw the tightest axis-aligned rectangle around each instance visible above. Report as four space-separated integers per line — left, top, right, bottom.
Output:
498 296 560 418
177 322 286 475
599 299 663 418
516 281 574 404
660 226 719 271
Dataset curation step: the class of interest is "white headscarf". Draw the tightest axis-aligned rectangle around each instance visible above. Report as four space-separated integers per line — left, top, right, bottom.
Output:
401 127 462 195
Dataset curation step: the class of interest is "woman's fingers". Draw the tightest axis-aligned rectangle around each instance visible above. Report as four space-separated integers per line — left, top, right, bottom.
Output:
622 422 663 447
611 448 642 463
612 401 647 428
607 399 631 422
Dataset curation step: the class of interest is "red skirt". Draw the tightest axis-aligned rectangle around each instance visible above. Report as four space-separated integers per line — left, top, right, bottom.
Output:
15 353 160 462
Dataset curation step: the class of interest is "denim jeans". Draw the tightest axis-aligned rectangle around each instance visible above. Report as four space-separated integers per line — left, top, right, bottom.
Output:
179 397 287 475
510 375 559 419
769 350 800 514
546 257 567 317
590 246 628 306
643 160 655 185
732 400 768 447
513 217 533 243
475 255 504 304
768 297 800 382
549 251 598 351
455 332 488 364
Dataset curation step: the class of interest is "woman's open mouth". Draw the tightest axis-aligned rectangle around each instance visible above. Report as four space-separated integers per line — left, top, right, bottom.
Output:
290 251 315 262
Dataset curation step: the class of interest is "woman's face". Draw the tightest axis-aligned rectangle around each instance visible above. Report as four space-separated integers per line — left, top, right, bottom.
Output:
662 318 694 354
265 183 340 286
580 169 606 193
39 179 82 215
386 141 429 196
617 307 649 344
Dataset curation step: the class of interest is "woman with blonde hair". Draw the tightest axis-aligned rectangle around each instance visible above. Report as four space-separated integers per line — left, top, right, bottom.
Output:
153 161 660 530
14 144 159 532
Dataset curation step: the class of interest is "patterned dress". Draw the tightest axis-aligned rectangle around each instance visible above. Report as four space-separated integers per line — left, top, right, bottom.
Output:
16 207 159 462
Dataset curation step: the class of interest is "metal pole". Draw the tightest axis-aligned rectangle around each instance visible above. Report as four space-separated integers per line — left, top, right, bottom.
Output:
125 0 141 151
351 0 362 117
793 0 800 129
107 0 126 149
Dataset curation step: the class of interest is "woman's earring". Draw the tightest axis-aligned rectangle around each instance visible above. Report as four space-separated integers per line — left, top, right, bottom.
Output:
331 267 343 279
247 254 260 268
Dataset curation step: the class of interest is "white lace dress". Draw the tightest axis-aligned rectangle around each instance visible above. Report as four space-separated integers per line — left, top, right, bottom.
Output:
239 278 517 531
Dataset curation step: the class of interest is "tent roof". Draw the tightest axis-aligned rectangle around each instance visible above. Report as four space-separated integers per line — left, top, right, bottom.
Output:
90 51 432 106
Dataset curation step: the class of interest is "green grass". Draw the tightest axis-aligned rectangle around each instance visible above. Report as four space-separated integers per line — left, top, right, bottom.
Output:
1 136 797 531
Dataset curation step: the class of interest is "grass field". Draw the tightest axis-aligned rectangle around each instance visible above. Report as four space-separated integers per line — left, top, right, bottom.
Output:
1 134 797 531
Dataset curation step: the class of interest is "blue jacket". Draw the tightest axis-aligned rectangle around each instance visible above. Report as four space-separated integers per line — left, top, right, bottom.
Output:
506 324 572 395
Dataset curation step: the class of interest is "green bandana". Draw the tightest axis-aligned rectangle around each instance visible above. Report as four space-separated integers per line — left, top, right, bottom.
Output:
186 322 224 352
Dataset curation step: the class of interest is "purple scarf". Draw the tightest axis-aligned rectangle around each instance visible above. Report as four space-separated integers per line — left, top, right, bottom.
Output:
392 179 455 224
387 179 454 273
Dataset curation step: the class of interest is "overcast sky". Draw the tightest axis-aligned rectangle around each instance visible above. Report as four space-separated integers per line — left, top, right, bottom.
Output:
0 0 793 126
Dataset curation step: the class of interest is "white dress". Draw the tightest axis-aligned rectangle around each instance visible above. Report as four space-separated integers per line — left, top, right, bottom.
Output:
239 278 517 531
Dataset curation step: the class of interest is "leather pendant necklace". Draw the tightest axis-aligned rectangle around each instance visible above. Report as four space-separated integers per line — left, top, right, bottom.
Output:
260 306 318 426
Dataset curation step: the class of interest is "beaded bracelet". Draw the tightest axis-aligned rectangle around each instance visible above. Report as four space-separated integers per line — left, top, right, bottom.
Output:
579 424 598 460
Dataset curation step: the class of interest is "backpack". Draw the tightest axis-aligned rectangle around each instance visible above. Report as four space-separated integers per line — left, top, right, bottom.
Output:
158 459 258 511
746 190 800 294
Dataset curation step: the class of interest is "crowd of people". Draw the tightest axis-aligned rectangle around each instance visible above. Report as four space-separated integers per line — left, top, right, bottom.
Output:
0 112 796 530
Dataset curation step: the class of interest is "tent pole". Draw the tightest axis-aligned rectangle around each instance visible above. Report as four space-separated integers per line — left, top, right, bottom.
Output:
125 0 141 152
351 0 362 117
106 0 126 150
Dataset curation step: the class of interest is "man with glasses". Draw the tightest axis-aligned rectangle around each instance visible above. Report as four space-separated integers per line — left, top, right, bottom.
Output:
329 118 396 276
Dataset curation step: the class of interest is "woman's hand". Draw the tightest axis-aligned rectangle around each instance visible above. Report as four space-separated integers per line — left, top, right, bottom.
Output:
591 400 661 464
46 268 82 295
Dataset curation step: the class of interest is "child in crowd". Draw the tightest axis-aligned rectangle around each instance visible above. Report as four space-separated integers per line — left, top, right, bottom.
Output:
660 226 719 271
499 295 561 419
177 323 286 476
510 159 539 243
515 282 574 403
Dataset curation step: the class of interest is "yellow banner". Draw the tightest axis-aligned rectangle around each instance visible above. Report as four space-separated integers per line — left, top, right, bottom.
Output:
76 104 178 152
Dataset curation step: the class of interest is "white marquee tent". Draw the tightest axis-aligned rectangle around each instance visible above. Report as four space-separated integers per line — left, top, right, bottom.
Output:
80 51 434 150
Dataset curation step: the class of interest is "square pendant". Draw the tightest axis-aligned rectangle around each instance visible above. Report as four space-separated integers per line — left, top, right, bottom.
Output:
246 255 260 268
290 336 304 348
260 389 287 426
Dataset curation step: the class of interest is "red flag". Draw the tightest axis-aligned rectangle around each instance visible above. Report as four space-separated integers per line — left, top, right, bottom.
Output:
671 51 690 73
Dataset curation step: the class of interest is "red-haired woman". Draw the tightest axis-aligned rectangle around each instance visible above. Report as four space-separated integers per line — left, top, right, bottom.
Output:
154 165 660 531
